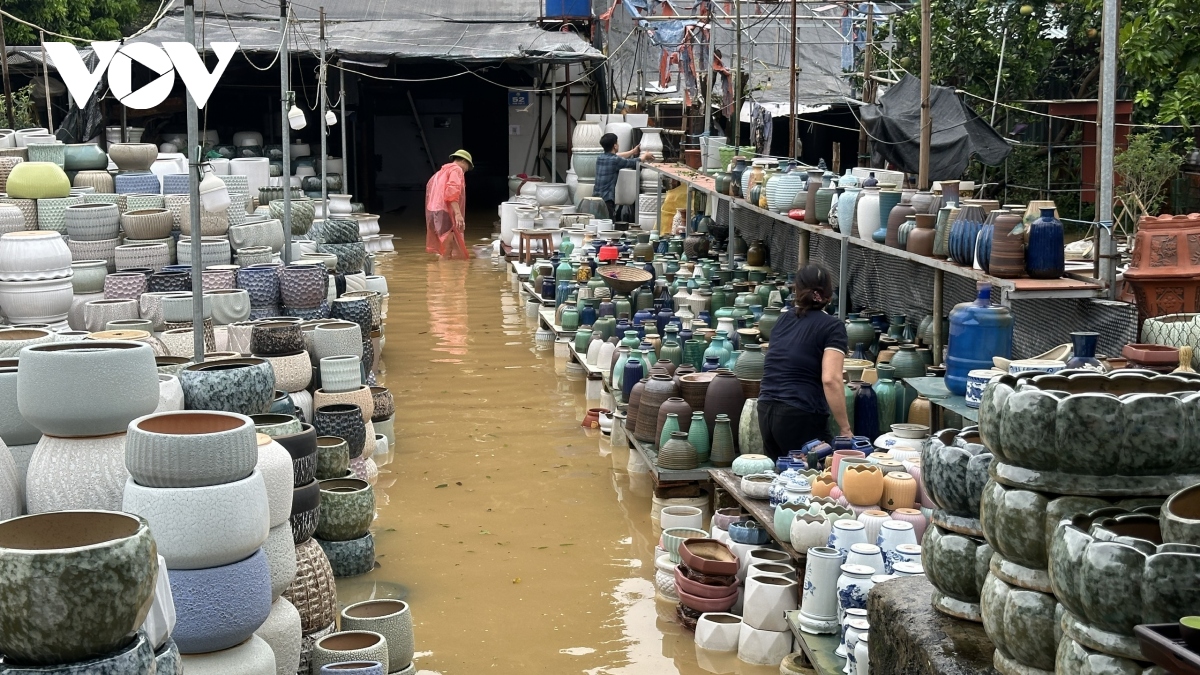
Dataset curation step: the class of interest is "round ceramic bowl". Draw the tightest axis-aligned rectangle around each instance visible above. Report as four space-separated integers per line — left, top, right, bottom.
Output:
168 549 272 654
125 410 257 488
316 478 375 541
274 423 318 487
178 357 275 416
315 533 376 578
659 506 704 532
1163 483 1200 546
727 520 771 545
123 469 270 570
340 599 413 672
310 632 388 674
290 479 321 544
16 341 158 437
891 423 930 439
252 413 303 438
0 511 157 665
740 473 774 500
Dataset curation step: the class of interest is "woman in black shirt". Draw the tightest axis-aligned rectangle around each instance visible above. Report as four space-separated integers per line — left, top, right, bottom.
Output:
757 264 853 460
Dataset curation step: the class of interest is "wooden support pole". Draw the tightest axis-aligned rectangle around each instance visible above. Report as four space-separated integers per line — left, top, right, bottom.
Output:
918 0 931 189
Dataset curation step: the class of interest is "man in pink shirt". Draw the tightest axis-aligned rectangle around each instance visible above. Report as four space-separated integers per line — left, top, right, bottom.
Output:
425 149 473 259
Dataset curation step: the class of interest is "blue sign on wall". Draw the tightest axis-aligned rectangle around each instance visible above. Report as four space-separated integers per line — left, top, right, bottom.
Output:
508 90 530 107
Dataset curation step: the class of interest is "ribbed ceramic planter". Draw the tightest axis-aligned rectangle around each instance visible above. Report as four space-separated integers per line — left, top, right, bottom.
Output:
283 538 337 633
313 404 366 459
316 478 374 541
73 170 114 192
316 532 375 577
274 424 317 487
263 522 298 602
312 321 363 359
169 548 272 654
17 341 158 437
311 631 388 674
290 479 321 544
0 510 157 664
179 357 275 415
319 355 362 393
120 208 172 241
83 298 139 332
122 469 270 569
64 202 120 241
254 597 302 674
340 600 413 672
125 410 257 488
0 230 71 281
177 635 276 674
316 436 350 480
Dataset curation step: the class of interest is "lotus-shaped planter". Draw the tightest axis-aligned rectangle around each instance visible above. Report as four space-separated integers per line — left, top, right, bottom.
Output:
1162 482 1200 545
1049 507 1200 662
922 524 992 622
979 370 1200 495
980 572 1062 673
921 428 992 531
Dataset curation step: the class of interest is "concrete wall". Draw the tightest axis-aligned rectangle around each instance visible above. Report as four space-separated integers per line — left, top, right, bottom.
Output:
508 62 594 180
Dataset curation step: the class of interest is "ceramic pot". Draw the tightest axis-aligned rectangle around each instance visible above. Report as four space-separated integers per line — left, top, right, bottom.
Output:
316 436 350 480
694 612 742 652
290 479 320 545
319 355 362 393
1162 483 1200 545
703 371 746 446
283 538 337 632
1025 208 1064 279
841 464 884 506
260 350 311 393
922 428 992 521
922 524 991 621
122 208 173 240
209 289 252 325
790 514 833 554
255 434 296 529
313 386 373 430
0 230 72 281
315 532 375 577
252 413 302 438
0 630 157 674
311 631 388 674
17 341 157 437
274 424 317 487
736 623 793 666
0 510 157 664
881 472 917 510
369 387 394 423
179 358 275 415
6 162 71 199
318 662 383 675
251 321 303 356
340 600 413 672
980 572 1059 672
742 574 798 631
254 597 302 673
280 264 326 309
796 546 843 634
109 143 158 171
316 478 374 541
314 404 366 459
170 549 273 654
64 202 120 241
84 298 139 332
125 410 257 488
313 321 363 359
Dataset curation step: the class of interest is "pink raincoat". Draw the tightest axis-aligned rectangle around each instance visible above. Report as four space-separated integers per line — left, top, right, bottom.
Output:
425 162 467 258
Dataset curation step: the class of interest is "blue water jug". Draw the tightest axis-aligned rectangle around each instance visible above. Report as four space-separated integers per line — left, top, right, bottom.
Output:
945 282 1013 395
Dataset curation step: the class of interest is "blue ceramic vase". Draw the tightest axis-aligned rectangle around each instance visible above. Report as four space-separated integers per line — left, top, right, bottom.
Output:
1026 207 1065 279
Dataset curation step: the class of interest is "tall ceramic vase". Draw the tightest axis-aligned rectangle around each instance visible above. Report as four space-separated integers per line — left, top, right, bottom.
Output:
803 169 823 225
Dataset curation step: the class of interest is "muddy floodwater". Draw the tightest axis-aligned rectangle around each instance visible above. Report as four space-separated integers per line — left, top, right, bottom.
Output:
343 217 782 674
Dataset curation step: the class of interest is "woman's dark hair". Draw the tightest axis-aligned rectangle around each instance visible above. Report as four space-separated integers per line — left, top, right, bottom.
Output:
793 264 833 314
599 133 619 153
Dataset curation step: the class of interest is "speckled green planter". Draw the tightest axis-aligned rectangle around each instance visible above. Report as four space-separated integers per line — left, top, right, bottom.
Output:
315 436 350 480
1055 634 1159 675
315 532 375 577
0 511 157 665
980 370 1200 495
922 523 991 622
0 630 156 674
980 572 1060 674
340 599 413 672
251 413 302 438
922 428 991 528
315 478 374 541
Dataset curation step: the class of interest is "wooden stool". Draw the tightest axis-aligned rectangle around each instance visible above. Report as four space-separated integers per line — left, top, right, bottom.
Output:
518 231 555 264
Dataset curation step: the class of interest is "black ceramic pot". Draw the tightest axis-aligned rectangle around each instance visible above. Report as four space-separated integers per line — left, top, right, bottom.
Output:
313 404 365 459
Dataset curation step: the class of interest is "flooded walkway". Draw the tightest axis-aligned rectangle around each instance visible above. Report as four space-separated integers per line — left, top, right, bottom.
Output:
348 215 780 674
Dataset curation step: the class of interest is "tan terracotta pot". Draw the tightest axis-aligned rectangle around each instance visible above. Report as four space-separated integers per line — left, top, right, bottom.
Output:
841 463 884 506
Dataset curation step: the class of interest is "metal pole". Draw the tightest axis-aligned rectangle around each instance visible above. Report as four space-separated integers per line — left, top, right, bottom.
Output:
550 63 557 181
280 0 292 264
932 269 943 366
703 17 716 174
918 0 931 189
1098 0 1118 297
655 168 662 233
0 15 15 129
39 32 52 133
858 4 874 164
789 0 797 158
319 8 327 225
184 0 204 362
340 66 348 198
837 236 848 320
733 0 742 150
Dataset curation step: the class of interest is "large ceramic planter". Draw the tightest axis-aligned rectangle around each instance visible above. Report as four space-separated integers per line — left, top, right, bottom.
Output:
316 478 374 541
290 479 321 545
256 434 295 529
5 162 71 199
312 321 363 359
0 276 72 324
274 424 317 487
922 524 992 622
979 370 1200 494
260 350 311 393
263 522 298 602
121 208 173 240
280 264 326 309
313 402 367 457
251 321 304 357
64 202 120 241
208 288 251 326
340 600 413 672
0 230 71 281
319 355 362 393
741 574 798 632
123 469 270 569
125 410 257 488
170 548 273 654
0 510 157 664
25 433 130 513
922 427 992 529
1162 483 1200 545
179 357 275 415
0 630 157 674
83 298 139 332
316 532 375 577
17 341 158 437
178 635 277 674
1049 507 1200 662
283 538 337 633
311 631 388 674
316 436 350 480
254 597 302 674
980 571 1060 673
108 143 158 171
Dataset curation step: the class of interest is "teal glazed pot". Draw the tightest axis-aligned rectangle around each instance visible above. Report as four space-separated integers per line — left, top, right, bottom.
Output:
0 511 157 665
1049 507 1200 662
980 370 1200 495
922 523 992 622
316 532 376 577
922 428 992 524
64 143 111 171
315 478 375 541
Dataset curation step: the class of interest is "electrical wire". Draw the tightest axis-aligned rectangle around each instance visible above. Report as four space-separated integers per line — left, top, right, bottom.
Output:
215 0 288 71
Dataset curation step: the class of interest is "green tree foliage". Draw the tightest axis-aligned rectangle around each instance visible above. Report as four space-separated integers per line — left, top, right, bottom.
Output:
1122 1 1200 128
2 0 150 45
1113 131 1182 213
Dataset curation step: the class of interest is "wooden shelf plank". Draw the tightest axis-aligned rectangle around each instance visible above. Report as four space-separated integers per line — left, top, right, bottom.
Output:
616 417 714 483
709 468 805 564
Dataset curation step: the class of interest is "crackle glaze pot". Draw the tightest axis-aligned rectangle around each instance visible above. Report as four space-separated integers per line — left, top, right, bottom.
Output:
316 478 374 541
979 370 1200 495
340 600 413 672
179 357 275 415
922 523 992 622
0 510 157 665
922 427 992 531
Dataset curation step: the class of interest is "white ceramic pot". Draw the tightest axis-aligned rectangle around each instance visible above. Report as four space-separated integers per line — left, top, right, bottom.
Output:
319 355 361 393
64 203 120 241
230 157 271 196
263 350 312 393
694 612 742 652
254 597 302 675
797 546 842 634
790 513 833 554
836 564 876 624
326 194 352 216
855 632 870 675
141 554 176 650
156 374 185 412
312 321 363 360
535 182 570 206
846 543 885 575
83 298 139 332
829 519 868 561
606 121 633 152
736 623 793 666
178 634 276 675
232 131 264 147
0 231 72 281
256 434 295 528
741 574 798 631
122 469 271 569
0 276 72 324
571 120 603 149
856 509 892 546
856 186 881 240
263 522 298 601
639 127 664 158
659 505 704 531
25 432 129 513
572 149 601 179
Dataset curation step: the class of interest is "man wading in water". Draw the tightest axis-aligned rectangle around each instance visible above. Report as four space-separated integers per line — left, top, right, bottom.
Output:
425 149 473 259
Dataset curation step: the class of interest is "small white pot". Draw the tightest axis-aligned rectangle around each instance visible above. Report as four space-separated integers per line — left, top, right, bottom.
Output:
736 623 793 666
695 612 742 652
659 505 703 532
741 574 798 632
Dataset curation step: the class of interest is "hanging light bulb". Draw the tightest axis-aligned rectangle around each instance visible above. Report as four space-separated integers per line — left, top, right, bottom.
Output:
288 104 307 131
325 110 337 126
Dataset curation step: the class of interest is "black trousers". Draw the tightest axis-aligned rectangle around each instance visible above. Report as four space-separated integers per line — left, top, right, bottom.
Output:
757 398 832 461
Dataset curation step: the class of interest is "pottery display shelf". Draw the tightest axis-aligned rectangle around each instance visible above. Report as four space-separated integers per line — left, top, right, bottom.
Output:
906 376 979 426
643 162 1107 303
566 341 605 381
782 615 843 675
521 279 555 307
613 416 713 484
537 307 577 338
708 468 804 563
508 261 533 280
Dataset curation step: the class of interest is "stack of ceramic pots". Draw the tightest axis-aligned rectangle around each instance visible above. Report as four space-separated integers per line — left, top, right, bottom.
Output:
314 218 367 275
571 120 602 206
0 510 177 673
0 230 74 328
118 207 174 272
118 410 279 673
281 262 330 320
738 561 799 666
974 369 1200 674
19 341 158 513
332 600 416 674
250 320 313 416
311 476 375 577
238 263 283 319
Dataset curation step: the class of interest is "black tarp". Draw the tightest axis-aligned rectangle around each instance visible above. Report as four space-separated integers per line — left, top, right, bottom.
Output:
859 74 1011 181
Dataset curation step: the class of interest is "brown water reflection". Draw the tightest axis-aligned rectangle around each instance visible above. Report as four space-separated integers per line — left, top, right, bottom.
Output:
347 218 780 674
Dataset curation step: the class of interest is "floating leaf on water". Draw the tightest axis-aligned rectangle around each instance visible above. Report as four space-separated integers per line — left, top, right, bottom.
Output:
435 483 448 488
